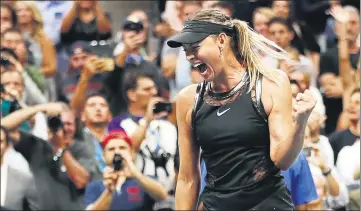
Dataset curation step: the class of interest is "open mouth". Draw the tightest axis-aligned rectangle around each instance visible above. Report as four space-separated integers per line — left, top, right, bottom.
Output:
193 63 208 73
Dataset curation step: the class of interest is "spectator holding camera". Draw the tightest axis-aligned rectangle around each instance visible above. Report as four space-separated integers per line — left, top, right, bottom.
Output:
302 126 349 210
1 47 47 106
61 0 111 45
108 72 177 200
114 10 160 63
56 41 113 104
1 102 95 210
84 130 167 210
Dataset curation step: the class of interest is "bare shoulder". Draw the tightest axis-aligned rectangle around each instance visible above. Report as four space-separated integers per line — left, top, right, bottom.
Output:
261 69 291 115
175 84 199 108
174 84 199 126
262 68 290 90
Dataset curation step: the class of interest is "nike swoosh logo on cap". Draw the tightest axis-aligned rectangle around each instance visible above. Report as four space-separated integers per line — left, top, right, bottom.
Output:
217 108 231 117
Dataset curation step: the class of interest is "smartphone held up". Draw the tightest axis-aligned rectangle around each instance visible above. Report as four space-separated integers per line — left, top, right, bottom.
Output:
153 102 173 114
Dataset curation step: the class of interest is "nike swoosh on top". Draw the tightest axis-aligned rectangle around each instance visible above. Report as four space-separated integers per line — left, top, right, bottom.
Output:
217 108 231 116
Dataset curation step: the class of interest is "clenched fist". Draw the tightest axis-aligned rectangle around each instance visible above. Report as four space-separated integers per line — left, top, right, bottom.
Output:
293 89 317 124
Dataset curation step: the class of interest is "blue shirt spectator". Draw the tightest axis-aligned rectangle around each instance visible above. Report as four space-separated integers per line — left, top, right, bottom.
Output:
84 179 155 211
200 153 318 206
281 153 318 207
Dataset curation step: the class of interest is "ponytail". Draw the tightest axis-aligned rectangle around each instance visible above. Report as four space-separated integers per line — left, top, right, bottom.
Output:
231 19 289 89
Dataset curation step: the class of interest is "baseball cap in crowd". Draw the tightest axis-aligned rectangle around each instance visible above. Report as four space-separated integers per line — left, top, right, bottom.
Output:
69 41 91 56
101 130 132 148
167 20 235 48
122 15 144 33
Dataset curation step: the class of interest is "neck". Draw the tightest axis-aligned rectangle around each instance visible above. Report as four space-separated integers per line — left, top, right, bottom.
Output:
348 41 360 54
310 130 321 143
211 58 246 93
86 123 106 141
128 105 146 117
349 120 360 136
19 22 33 33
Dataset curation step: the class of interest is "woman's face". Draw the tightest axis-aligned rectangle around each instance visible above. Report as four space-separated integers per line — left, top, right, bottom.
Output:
16 2 33 25
184 35 222 82
1 7 13 33
253 13 270 38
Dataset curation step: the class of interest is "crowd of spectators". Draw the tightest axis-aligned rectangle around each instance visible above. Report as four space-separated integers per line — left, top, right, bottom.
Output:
0 0 359 210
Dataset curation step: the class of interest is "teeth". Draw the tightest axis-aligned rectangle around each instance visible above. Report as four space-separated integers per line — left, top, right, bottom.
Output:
193 63 201 68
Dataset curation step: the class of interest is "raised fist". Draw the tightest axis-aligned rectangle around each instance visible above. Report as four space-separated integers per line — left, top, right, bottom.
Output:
293 89 317 124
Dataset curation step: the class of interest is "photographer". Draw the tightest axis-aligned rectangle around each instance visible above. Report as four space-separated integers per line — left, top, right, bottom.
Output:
1 102 96 210
1 47 47 106
84 130 167 210
107 72 177 210
56 41 113 105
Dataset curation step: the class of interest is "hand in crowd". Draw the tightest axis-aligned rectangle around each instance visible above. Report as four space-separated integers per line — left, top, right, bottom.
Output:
305 144 329 173
48 126 69 149
293 90 317 124
102 166 123 192
83 56 114 78
6 54 24 72
145 97 170 123
155 22 175 38
330 5 349 24
123 30 145 52
118 150 139 178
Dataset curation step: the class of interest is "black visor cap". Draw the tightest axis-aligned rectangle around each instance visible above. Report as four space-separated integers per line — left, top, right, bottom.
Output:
167 20 235 48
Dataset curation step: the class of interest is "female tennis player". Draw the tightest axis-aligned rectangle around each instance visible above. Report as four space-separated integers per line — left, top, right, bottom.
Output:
168 9 316 210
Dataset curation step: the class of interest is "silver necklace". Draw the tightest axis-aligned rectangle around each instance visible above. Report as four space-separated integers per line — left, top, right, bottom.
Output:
206 72 249 100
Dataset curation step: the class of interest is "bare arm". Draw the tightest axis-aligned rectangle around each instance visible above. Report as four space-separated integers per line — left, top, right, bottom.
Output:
61 4 78 33
161 55 177 79
114 48 129 68
267 72 312 170
87 189 113 210
175 85 201 210
70 69 92 115
39 36 57 77
132 170 168 201
95 4 111 33
62 150 90 189
0 104 45 131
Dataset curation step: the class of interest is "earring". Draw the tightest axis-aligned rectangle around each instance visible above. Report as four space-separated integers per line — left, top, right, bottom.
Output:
219 48 223 57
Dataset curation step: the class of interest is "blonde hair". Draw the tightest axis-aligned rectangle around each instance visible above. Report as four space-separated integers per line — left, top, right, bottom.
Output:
189 9 288 89
15 1 46 42
253 7 276 20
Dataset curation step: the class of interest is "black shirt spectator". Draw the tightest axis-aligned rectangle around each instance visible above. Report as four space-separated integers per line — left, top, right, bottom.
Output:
14 131 95 210
61 16 112 44
319 46 360 134
60 1 112 45
329 129 359 164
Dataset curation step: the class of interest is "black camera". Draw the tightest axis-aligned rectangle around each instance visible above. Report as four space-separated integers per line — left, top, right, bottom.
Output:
113 154 123 171
153 151 171 175
0 56 11 67
47 116 63 133
123 19 144 33
153 102 173 114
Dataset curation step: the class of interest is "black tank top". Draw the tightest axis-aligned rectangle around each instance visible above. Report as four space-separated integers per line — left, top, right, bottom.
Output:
194 80 284 210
